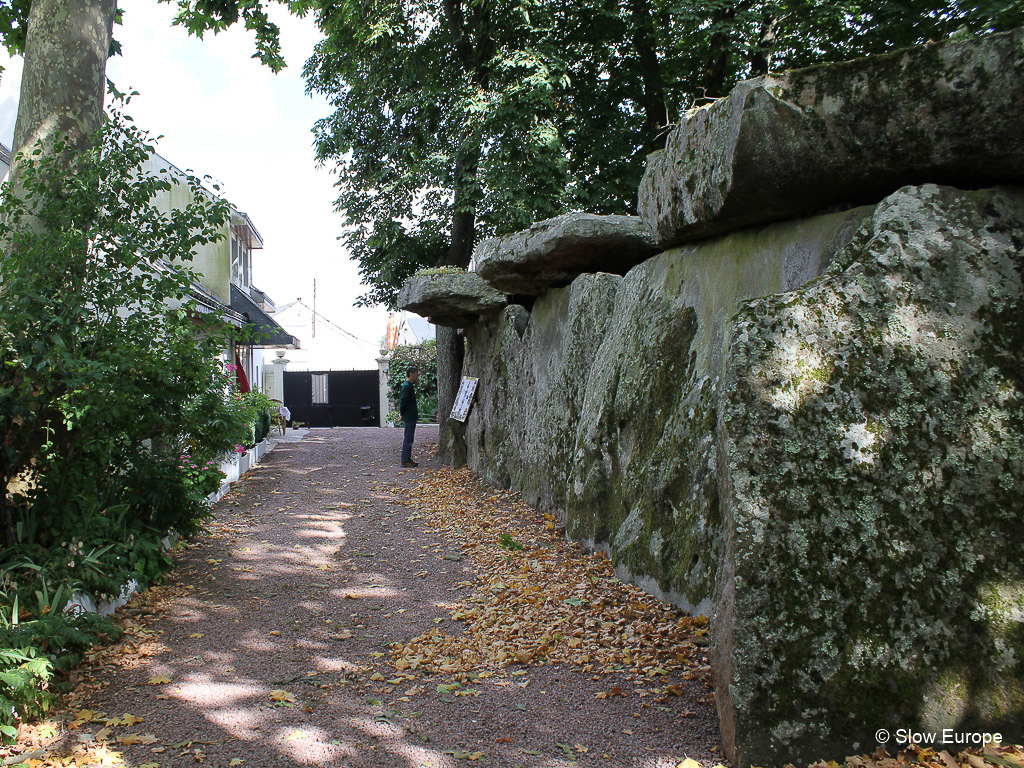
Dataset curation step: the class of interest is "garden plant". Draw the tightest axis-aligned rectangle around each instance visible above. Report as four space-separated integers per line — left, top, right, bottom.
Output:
0 95 256 737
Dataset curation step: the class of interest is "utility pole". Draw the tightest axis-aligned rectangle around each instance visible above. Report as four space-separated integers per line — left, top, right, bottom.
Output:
312 279 317 338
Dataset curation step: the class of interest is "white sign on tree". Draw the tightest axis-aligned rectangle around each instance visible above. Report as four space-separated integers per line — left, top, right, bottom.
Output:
450 376 479 422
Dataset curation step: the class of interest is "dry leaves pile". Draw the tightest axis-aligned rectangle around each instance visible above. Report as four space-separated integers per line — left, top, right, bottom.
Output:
828 744 1024 768
389 468 708 685
1 586 188 767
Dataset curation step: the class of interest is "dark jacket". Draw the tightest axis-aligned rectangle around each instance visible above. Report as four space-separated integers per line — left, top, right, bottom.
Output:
399 380 418 423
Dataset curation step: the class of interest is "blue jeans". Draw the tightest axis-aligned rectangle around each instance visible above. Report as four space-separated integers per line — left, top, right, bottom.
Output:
401 420 416 463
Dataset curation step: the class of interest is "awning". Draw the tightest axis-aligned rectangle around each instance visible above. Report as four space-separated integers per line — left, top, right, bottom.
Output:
189 284 245 327
230 284 300 349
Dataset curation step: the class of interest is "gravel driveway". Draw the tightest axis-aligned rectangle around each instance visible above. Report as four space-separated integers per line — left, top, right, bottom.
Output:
66 426 721 767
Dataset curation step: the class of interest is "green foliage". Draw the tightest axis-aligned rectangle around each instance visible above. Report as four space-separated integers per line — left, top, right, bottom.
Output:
0 95 242 544
0 95 253 731
233 389 276 446
415 266 467 277
303 0 1024 307
498 533 524 551
387 342 438 424
0 606 119 741
165 0 314 71
0 0 30 57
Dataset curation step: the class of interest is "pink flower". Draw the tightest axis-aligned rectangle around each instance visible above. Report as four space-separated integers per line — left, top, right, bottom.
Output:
235 444 245 453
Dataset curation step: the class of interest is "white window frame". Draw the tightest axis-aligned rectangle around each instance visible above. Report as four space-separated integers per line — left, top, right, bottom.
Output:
311 374 329 404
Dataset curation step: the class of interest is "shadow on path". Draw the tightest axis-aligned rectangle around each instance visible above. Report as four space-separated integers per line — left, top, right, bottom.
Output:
72 426 720 767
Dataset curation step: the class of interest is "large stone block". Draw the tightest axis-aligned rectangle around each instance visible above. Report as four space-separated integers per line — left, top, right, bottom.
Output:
461 273 622 505
715 185 1024 765
567 206 871 612
456 205 870 612
462 305 530 487
639 28 1024 248
397 270 507 327
514 273 622 510
475 213 657 294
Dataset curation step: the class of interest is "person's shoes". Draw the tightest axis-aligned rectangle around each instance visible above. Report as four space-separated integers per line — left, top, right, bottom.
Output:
401 460 419 468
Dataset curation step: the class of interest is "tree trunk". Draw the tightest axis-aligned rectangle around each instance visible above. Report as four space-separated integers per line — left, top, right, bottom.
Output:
435 0 489 465
435 325 465 464
701 3 739 100
628 0 669 154
10 0 117 193
435 147 480 465
749 10 779 77
1 0 116 546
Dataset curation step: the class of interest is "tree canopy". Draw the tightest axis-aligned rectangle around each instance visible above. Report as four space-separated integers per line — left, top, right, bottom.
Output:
302 0 1024 308
5 0 1019 309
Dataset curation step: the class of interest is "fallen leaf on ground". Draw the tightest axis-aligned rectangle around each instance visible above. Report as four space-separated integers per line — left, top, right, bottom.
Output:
118 733 158 745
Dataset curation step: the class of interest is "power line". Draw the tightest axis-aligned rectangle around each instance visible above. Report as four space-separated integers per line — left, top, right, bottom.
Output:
293 300 379 349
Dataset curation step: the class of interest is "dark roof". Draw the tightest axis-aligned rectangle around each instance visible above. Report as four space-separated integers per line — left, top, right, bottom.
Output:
154 257 244 327
190 284 245 327
230 284 300 349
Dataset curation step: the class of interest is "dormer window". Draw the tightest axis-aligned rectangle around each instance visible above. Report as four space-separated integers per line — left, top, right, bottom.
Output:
230 233 251 287
229 210 264 290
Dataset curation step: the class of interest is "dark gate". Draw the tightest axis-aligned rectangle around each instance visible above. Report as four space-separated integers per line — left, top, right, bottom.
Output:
283 370 379 428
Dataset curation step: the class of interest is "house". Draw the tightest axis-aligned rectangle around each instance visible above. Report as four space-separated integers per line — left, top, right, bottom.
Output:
383 313 435 352
0 142 10 180
269 299 380 371
395 314 435 347
143 151 298 389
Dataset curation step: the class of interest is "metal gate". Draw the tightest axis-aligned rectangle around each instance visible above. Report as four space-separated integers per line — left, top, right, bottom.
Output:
283 370 379 428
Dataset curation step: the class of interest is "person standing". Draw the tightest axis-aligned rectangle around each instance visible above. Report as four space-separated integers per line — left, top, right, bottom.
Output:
399 366 420 467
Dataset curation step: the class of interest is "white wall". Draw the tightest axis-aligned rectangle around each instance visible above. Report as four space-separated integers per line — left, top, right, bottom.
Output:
271 301 381 371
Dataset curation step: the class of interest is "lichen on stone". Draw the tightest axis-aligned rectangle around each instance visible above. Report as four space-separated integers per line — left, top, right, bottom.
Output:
716 184 1024 764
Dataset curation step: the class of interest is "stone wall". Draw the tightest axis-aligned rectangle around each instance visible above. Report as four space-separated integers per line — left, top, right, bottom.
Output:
454 187 1024 763
399 28 1024 767
714 185 1024 762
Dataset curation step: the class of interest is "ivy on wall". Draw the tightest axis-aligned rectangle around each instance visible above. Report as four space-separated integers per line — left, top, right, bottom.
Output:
387 342 438 424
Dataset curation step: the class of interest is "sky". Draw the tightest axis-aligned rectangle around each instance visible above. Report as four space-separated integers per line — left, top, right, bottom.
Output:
0 1 390 369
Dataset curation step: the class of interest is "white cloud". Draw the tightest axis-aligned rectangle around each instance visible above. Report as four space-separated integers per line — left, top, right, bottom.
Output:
0 1 389 368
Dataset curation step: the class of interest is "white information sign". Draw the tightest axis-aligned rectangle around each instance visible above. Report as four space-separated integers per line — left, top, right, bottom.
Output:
450 376 479 422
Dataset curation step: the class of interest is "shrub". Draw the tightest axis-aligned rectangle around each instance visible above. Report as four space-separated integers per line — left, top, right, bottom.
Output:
0 95 251 735
239 390 276 446
387 341 438 423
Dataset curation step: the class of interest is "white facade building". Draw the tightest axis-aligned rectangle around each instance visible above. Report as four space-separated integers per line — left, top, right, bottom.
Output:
269 300 380 371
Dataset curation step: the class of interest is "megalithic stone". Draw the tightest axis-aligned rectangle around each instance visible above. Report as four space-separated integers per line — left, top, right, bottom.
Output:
715 184 1024 766
397 270 508 328
474 213 657 295
638 28 1024 248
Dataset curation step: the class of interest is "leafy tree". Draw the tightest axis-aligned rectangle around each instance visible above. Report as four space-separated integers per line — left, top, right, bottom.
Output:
305 0 1024 309
301 0 1023 458
0 99 260 733
0 97 246 547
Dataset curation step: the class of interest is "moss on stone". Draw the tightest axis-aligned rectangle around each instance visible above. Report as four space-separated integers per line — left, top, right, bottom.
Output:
717 185 1024 764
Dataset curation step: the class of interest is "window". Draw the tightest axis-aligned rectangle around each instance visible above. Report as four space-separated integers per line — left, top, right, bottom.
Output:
230 233 250 286
230 235 241 282
312 374 329 404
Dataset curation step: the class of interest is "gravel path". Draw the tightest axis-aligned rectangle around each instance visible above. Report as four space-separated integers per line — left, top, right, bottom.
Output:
74 426 721 767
